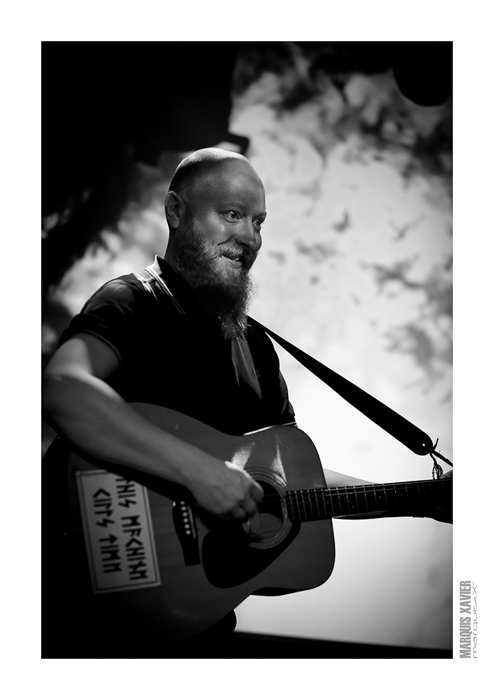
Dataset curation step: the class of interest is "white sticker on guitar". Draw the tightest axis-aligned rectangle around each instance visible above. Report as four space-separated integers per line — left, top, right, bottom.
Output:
76 470 161 593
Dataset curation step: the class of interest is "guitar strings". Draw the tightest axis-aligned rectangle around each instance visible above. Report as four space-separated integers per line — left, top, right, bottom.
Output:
255 480 450 517
257 479 449 503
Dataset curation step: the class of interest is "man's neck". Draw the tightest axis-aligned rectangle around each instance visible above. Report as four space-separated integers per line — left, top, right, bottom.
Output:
163 250 182 277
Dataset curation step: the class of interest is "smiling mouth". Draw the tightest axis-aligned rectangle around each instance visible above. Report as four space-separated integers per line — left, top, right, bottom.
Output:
221 251 245 268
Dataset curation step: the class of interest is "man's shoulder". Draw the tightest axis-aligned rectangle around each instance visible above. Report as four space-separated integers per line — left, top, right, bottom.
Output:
96 272 151 293
86 272 160 307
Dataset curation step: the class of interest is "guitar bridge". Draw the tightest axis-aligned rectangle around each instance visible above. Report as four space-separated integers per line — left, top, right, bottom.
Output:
172 501 200 565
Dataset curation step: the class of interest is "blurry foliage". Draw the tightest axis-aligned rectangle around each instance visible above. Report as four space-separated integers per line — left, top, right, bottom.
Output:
233 42 452 182
228 45 452 395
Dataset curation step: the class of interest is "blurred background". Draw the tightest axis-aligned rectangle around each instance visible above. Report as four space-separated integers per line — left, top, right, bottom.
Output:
42 41 452 654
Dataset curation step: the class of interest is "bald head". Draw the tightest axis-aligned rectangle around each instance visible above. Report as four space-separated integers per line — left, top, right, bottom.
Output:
168 148 263 200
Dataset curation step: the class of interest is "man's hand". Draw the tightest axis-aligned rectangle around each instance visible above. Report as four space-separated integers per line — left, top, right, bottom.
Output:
188 460 264 524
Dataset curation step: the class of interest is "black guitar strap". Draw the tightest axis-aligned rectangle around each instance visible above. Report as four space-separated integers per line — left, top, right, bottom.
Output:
248 318 451 468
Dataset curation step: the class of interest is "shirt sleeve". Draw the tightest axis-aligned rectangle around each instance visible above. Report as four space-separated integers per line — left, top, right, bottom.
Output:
246 321 297 426
277 370 297 426
57 276 147 363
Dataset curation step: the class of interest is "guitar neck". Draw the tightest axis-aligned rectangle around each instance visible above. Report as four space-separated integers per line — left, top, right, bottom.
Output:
285 479 451 521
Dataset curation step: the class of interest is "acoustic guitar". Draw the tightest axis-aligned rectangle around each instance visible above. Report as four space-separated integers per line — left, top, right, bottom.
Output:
45 403 451 644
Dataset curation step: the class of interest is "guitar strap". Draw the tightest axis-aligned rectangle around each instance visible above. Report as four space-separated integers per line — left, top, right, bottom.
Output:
143 265 451 467
249 319 451 468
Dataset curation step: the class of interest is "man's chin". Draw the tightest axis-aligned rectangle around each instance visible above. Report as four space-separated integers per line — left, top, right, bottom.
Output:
214 257 248 284
200 262 252 321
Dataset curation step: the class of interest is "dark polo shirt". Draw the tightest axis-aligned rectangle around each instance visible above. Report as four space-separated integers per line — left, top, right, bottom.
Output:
59 256 295 435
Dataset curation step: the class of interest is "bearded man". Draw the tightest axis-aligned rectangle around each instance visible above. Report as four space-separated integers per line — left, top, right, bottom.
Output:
42 148 451 658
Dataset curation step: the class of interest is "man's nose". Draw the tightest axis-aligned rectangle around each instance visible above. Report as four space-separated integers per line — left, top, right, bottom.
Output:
235 220 262 253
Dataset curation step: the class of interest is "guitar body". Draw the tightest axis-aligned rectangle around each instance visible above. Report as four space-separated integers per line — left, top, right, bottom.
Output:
45 404 335 645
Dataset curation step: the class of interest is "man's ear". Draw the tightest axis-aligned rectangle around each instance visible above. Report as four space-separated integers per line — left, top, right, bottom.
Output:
164 191 185 230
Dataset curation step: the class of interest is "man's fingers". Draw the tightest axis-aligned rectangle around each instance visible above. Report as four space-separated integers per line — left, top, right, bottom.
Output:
242 497 261 517
194 462 265 522
250 480 264 503
230 490 264 522
231 505 248 522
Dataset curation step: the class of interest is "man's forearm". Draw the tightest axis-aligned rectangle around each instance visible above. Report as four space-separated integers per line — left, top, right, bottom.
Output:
43 373 211 491
43 371 266 521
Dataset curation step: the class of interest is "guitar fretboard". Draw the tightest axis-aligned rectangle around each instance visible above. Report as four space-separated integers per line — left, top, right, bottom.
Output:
285 479 451 521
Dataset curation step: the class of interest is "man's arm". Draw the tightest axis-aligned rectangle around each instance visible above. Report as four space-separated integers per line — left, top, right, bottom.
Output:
43 333 263 522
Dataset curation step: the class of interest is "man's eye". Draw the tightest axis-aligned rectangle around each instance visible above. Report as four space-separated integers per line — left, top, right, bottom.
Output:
226 210 240 219
254 218 264 229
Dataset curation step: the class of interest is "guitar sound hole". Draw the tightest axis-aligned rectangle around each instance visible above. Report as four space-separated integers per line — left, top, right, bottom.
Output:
259 482 284 518
244 481 290 549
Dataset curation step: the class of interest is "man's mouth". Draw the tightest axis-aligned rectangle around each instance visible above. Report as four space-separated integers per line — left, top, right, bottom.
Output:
220 250 246 268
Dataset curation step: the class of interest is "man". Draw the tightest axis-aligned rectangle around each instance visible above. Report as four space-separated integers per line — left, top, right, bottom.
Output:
42 148 451 658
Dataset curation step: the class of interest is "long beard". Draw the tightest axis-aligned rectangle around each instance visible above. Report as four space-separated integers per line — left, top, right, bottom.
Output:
172 220 255 338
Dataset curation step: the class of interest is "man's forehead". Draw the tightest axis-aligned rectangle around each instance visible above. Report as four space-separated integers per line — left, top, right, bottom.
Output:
191 159 265 203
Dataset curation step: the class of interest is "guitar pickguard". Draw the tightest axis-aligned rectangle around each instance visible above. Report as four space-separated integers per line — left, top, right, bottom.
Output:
202 520 301 588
